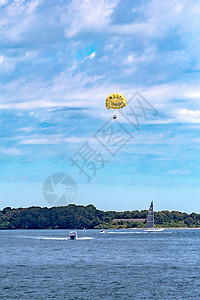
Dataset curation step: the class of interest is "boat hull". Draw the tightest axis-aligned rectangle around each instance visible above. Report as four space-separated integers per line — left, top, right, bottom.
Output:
144 228 164 232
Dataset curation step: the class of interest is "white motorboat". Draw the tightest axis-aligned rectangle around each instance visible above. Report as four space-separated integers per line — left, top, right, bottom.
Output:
100 228 107 233
69 231 77 240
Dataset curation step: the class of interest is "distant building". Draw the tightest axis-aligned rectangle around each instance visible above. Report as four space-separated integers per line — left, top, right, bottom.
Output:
112 218 146 223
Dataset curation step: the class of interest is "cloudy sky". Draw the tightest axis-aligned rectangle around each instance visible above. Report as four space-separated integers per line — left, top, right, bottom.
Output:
1 0 200 212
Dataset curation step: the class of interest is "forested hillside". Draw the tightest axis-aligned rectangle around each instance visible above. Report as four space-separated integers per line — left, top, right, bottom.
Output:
0 205 199 229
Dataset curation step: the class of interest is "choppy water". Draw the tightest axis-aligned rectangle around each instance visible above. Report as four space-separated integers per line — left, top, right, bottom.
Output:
1 229 200 299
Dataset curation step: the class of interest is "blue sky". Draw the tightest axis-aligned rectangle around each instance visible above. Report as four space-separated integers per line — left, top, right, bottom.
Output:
1 0 200 212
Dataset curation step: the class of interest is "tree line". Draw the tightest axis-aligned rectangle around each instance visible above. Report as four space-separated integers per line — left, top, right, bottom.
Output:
0 204 199 229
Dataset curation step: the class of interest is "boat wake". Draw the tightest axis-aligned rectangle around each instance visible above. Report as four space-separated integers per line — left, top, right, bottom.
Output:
35 237 68 240
33 236 94 240
76 237 94 240
105 231 172 234
107 231 144 234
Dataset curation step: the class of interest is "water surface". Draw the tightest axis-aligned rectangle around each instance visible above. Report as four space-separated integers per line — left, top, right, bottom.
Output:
1 229 200 299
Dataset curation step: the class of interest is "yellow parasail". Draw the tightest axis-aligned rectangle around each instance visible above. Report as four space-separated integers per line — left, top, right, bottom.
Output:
106 93 127 110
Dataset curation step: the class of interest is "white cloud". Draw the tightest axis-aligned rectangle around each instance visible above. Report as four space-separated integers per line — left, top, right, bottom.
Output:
61 0 200 42
20 138 52 145
1 0 200 127
168 169 190 176
17 127 33 133
178 109 200 123
0 0 8 7
20 136 87 145
0 146 22 156
1 77 200 127
109 23 155 37
0 55 4 65
64 0 118 38
124 47 156 65
180 109 200 117
0 0 41 43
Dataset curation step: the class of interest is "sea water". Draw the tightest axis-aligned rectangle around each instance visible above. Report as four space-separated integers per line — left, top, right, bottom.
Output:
1 229 200 299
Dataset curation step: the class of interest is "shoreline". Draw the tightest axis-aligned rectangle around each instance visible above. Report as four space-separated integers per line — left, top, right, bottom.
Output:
1 227 200 231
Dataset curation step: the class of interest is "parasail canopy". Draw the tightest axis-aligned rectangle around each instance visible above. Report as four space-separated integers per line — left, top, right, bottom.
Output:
105 93 127 110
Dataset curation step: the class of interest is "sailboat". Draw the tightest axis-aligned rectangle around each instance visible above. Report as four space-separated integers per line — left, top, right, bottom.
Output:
144 201 164 232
